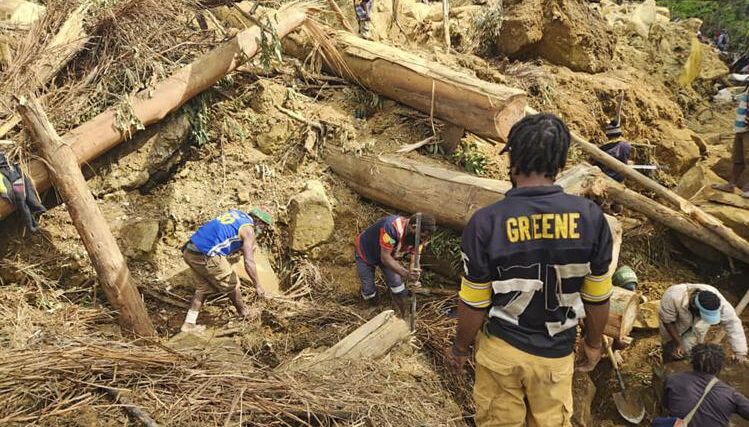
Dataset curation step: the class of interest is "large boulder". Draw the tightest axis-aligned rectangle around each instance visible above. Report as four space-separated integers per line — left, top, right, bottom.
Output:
288 180 335 252
496 0 615 73
653 121 702 175
88 113 191 195
121 219 160 259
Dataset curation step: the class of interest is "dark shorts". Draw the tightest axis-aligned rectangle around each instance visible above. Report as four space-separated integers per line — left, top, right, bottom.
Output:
732 132 749 165
355 253 405 299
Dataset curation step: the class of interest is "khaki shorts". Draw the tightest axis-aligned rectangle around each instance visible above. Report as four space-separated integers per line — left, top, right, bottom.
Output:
474 333 574 427
732 132 749 165
182 248 239 295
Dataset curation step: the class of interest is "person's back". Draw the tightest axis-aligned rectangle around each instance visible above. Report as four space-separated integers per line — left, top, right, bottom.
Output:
665 372 749 426
662 344 749 427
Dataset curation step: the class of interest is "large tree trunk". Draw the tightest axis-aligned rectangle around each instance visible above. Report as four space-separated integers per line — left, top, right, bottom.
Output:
284 31 527 141
604 287 639 342
0 5 310 220
16 96 155 336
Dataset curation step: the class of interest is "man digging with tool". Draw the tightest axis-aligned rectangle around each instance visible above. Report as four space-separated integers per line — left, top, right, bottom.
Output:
180 208 273 333
447 113 614 427
713 84 749 198
354 213 436 316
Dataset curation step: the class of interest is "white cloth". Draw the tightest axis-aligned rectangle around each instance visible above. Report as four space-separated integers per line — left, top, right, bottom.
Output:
658 284 747 356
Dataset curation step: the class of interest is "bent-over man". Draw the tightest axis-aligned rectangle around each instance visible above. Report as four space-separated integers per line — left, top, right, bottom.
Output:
181 208 272 332
355 213 435 313
659 283 747 363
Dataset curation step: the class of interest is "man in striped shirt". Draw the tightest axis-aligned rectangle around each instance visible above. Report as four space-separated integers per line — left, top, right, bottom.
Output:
446 114 613 426
714 85 749 198
180 208 273 333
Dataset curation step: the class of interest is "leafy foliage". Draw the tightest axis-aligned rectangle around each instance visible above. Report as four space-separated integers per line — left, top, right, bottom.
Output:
452 140 489 176
658 0 749 53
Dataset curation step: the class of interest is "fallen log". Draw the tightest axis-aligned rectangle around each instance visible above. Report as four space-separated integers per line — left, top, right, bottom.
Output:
323 145 511 230
16 96 155 336
604 287 638 342
0 4 310 221
598 177 749 264
284 31 527 141
526 106 749 264
290 310 410 371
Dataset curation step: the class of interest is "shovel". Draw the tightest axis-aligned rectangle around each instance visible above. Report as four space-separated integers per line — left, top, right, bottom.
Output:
607 340 645 424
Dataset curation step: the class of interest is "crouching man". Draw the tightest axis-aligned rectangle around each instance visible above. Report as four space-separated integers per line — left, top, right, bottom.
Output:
181 208 273 332
659 283 747 363
354 213 435 314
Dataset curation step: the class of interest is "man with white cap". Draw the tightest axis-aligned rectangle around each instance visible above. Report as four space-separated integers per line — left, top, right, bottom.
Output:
659 284 747 363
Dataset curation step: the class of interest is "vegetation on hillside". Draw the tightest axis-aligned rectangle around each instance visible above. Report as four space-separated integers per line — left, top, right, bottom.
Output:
657 0 749 54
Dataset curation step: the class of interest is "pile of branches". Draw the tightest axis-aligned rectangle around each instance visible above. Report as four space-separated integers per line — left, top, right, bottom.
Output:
415 297 476 416
1 0 219 157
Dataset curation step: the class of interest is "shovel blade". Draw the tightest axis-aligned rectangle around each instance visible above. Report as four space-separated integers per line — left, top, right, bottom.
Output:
613 391 645 424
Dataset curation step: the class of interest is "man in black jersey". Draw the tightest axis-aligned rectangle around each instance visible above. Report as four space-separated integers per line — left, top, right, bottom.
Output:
446 114 614 426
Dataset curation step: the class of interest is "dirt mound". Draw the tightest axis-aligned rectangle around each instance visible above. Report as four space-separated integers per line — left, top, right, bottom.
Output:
494 0 615 73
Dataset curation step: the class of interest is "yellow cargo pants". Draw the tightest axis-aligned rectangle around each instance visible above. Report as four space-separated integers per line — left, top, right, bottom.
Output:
474 333 574 427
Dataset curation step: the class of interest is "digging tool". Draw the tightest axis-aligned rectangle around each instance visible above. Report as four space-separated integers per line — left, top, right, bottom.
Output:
409 213 422 331
615 90 625 126
607 338 645 424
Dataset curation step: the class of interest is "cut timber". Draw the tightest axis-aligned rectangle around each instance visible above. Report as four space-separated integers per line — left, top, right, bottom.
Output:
528 106 749 264
0 5 310 221
284 31 527 141
324 147 604 230
323 145 511 229
16 96 155 336
603 287 639 342
298 310 410 370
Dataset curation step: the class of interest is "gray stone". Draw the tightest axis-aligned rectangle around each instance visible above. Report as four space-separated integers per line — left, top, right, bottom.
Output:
288 180 335 252
122 219 160 259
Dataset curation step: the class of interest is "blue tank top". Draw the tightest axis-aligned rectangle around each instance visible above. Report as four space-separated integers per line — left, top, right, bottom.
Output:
190 210 254 256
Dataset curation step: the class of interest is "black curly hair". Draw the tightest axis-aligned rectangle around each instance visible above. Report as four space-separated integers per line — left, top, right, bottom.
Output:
691 343 725 375
502 113 571 178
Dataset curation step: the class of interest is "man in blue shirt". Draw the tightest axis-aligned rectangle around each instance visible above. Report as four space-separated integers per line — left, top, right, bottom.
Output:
714 85 749 198
180 208 273 333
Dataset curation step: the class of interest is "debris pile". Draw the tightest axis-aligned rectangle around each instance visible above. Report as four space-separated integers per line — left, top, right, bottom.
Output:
0 0 746 425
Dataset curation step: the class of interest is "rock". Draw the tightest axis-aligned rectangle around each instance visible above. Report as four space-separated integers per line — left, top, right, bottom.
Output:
653 121 701 175
232 246 280 296
634 299 660 329
288 180 335 252
121 219 160 259
249 80 287 115
255 121 290 155
496 0 615 73
572 372 596 427
88 113 191 195
675 164 722 199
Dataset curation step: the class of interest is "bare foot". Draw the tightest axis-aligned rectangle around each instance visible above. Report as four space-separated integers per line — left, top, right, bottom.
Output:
236 304 250 318
712 183 736 193
180 323 206 333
